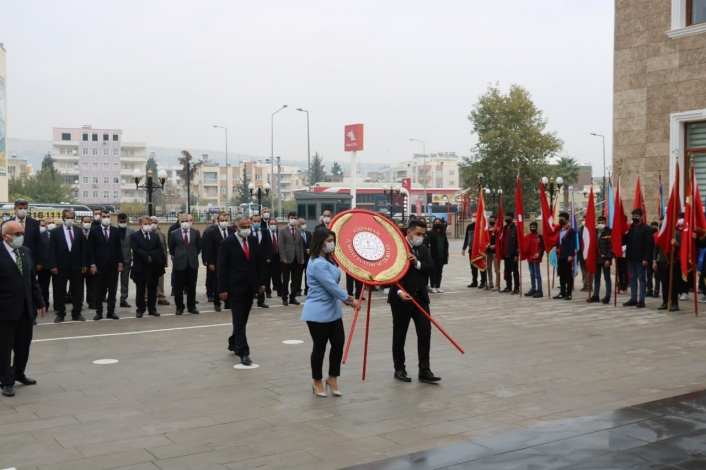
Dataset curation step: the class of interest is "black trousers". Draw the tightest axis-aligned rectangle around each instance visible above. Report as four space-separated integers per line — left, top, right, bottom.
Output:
84 271 96 306
266 261 282 297
431 260 445 288
95 269 119 315
646 267 654 292
346 273 363 298
306 319 345 380
504 257 520 291
205 266 214 299
0 309 33 387
229 292 254 357
558 259 573 296
134 272 157 314
617 258 629 291
659 264 680 306
468 255 478 284
174 266 198 310
54 269 84 318
281 261 303 300
303 259 309 294
391 298 431 371
38 270 52 309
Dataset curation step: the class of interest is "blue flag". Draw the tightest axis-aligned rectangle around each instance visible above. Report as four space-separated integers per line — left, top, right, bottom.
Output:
607 181 615 229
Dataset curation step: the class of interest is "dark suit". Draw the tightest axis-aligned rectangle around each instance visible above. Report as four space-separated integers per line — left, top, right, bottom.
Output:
557 227 577 297
4 216 41 269
300 229 312 295
387 241 435 372
81 229 96 308
253 228 273 306
50 225 88 319
168 227 202 311
206 225 234 308
0 243 44 387
37 229 55 310
131 230 163 315
119 226 135 304
218 233 267 357
88 225 125 316
266 228 282 296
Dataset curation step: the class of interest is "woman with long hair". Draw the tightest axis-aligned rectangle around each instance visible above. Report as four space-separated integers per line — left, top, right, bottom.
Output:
428 218 449 293
301 228 359 397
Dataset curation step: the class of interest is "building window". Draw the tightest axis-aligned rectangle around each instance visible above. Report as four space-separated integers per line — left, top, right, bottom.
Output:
82 162 88 170
60 148 66 155
92 134 98 141
103 134 109 141
112 134 118 141
83 177 88 184
82 133 88 141
83 191 88 198
104 177 109 184
103 163 109 170
93 163 98 170
232 187 238 193
221 187 226 194
113 163 119 170
233 173 240 181
93 191 98 198
61 133 71 141
92 149 98 156
689 0 706 25
103 191 109 198
82 148 88 155
113 191 119 198
93 177 98 184
113 149 118 156
449 170 454 175
255 174 262 181
103 149 109 155
113 177 119 184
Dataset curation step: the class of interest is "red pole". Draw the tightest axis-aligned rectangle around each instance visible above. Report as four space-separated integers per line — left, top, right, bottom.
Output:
395 282 465 354
361 285 373 380
342 284 367 364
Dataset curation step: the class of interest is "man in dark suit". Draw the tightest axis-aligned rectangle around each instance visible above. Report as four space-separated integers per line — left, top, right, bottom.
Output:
278 211 305 306
167 211 184 297
88 210 125 320
169 214 202 315
298 217 312 296
388 219 440 384
206 213 234 312
118 213 134 308
4 199 42 272
555 211 578 301
252 214 272 308
50 210 88 323
131 217 164 318
202 216 218 303
314 210 332 231
218 216 267 366
266 218 282 300
0 221 45 397
37 218 56 312
79 215 97 309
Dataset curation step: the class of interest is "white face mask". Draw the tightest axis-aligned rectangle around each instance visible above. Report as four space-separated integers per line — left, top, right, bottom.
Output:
219 221 229 229
181 222 190 230
262 212 270 219
64 219 74 227
323 217 331 224
118 222 127 229
323 241 335 253
301 224 307 230
142 225 151 233
150 223 158 232
678 218 685 225
471 218 476 223
411 236 424 247
16 209 27 218
40 226 47 233
101 217 111 227
47 223 56 231
288 219 298 227
8 235 23 249
239 228 251 238
93 214 101 221
269 224 277 232
597 224 606 230
82 222 91 230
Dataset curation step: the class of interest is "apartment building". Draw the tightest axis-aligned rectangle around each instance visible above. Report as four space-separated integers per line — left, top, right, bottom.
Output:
376 152 461 190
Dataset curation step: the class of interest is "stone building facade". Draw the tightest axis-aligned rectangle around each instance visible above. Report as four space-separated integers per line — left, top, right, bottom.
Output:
614 0 706 220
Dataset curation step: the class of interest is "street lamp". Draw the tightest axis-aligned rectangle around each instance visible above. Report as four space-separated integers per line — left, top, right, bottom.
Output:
249 182 270 215
590 133 607 204
133 168 168 217
382 184 401 219
409 138 427 215
213 125 229 209
497 188 503 215
542 176 564 210
266 156 282 217
296 108 311 191
271 105 288 216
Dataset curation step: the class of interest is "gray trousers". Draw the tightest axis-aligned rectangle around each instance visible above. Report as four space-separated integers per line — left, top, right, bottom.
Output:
120 265 131 303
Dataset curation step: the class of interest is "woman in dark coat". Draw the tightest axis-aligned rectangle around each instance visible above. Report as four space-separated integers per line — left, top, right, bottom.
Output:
428 218 448 293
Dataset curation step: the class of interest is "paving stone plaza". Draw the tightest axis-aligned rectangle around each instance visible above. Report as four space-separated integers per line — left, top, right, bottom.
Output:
3 239 706 470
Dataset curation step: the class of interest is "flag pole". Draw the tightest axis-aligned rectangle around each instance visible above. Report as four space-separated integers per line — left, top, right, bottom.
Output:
691 153 698 316
667 166 679 311
546 257 551 299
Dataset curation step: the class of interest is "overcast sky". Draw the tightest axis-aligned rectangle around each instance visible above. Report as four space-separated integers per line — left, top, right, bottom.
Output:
1 0 614 174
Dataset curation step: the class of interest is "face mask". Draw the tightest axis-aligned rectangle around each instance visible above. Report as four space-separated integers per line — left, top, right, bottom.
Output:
217 221 227 229
47 223 56 231
323 241 335 253
118 222 127 229
16 209 27 218
426 227 431 232
269 224 277 232
239 228 251 238
40 227 47 234
64 219 74 227
597 224 606 230
323 217 331 224
677 218 684 225
9 235 23 249
471 218 476 223
142 225 151 233
434 224 442 230
489 221 496 226
93 214 101 221
151 223 158 232
530 228 537 233
288 219 298 227
101 218 111 227
559 219 566 226
181 222 190 230
633 218 641 225
505 218 512 225
252 222 261 230
262 212 270 219
411 236 424 247
82 222 91 230
652 226 658 233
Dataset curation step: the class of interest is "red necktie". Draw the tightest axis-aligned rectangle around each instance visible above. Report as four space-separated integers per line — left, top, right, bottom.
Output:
272 233 278 254
243 237 250 260
184 231 189 247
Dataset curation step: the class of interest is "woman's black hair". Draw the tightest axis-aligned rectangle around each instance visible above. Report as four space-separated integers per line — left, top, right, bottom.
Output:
432 218 446 238
310 227 336 260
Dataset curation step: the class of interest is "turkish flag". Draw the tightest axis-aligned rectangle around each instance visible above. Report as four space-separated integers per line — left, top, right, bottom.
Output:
611 177 627 260
539 180 560 252
633 176 646 224
516 175 526 260
471 189 490 271
656 163 681 258
583 188 598 274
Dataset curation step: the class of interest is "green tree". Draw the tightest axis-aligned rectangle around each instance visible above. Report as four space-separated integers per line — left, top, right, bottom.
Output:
553 156 581 210
145 156 164 207
459 83 563 215
9 169 77 203
237 167 251 204
330 161 343 177
310 152 326 185
41 152 57 181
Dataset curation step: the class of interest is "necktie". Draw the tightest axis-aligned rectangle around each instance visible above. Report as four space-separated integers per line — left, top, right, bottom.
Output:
14 249 22 275
272 233 278 254
222 228 227 239
291 227 295 238
242 237 250 260
184 230 189 247
104 227 109 242
302 232 307 244
145 232 150 241
68 227 74 244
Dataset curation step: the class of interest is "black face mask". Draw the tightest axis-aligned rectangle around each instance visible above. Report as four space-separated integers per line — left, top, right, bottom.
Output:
489 221 496 226
530 228 537 233
632 218 641 225
434 224 442 230
559 219 566 226
651 227 658 233
505 218 512 225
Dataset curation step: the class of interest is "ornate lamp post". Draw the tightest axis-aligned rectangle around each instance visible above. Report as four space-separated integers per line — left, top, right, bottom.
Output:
133 168 168 217
382 184 401 220
541 176 563 209
248 182 271 215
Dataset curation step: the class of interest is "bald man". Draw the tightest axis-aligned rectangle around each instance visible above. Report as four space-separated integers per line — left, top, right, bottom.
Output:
0 221 45 397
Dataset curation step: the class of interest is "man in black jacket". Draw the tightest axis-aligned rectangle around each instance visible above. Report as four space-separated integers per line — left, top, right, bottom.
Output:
298 217 312 296
202 216 218 303
388 219 440 384
131 217 165 318
50 210 88 323
622 208 654 308
251 214 272 308
3 199 42 273
501 212 520 294
461 218 478 288
206 213 234 312
590 216 613 304
88 210 125 320
37 218 55 312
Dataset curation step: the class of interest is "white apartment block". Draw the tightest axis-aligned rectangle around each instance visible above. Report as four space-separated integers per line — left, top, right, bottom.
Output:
375 152 461 189
7 155 31 181
52 126 147 204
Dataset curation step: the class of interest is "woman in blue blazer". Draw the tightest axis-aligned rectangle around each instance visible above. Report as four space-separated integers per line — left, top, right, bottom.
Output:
301 228 359 397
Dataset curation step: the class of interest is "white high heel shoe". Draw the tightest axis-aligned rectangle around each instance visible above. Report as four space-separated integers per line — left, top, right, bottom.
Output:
311 381 327 397
325 378 342 397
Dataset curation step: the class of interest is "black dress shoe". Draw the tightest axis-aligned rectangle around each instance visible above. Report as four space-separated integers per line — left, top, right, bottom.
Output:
418 369 441 383
158 300 170 306
657 303 668 310
653 292 661 298
511 290 519 295
2 386 14 397
266 294 272 299
468 282 478 288
532 292 544 298
188 309 200 314
241 355 252 366
478 283 486 289
602 297 610 304
195 300 199 304
670 305 681 311
501 287 512 293
15 376 36 386
524 289 536 297
636 301 646 308
175 308 184 315
282 298 288 306
72 314 86 321
257 303 270 308
214 305 222 312
93 313 103 321
289 299 301 305
394 370 412 382
623 299 638 306
120 302 131 308
564 296 572 301
148 311 160 317
54 315 65 323
107 313 120 320
136 311 144 318
553 294 564 299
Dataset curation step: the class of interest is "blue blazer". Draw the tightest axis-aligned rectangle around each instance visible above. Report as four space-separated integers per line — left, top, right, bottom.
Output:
301 256 349 323
557 227 577 260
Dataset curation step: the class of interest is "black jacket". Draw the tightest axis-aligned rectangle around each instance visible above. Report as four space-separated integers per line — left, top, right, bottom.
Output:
38 230 55 271
0 244 44 320
301 229 313 262
487 226 498 254
501 222 519 259
217 234 267 297
462 222 475 251
201 225 216 265
623 223 654 263
387 242 435 306
253 228 274 262
597 228 614 262
88 225 125 271
130 230 164 275
205 226 235 266
428 232 449 264
50 225 88 273
4 216 41 268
